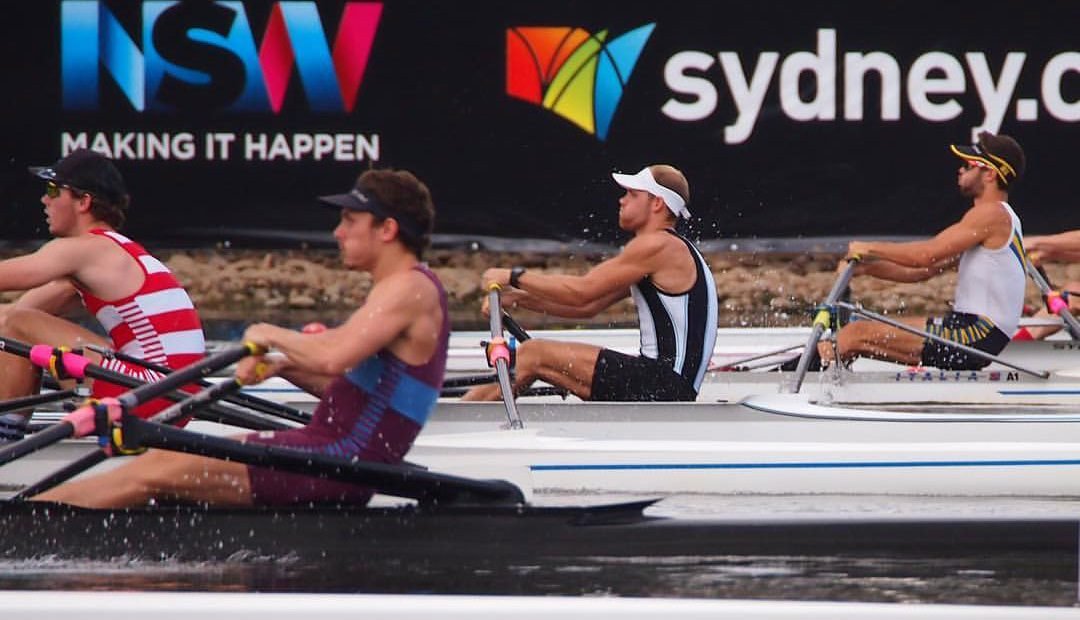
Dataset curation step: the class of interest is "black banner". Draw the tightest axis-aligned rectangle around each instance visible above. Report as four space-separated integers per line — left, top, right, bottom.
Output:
0 1 1077 244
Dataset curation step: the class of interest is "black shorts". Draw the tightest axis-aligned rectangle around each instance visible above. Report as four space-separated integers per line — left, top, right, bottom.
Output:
920 312 1010 370
590 349 698 402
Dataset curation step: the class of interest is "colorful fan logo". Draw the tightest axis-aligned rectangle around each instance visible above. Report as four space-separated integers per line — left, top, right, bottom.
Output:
506 24 655 140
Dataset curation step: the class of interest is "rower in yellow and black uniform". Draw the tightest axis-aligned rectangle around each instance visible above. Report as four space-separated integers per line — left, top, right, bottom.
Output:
819 131 1027 370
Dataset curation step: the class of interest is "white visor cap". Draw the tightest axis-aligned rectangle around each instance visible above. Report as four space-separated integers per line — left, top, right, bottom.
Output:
611 167 690 219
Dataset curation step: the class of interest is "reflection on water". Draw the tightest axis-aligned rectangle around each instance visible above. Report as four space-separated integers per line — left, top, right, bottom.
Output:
0 551 1074 605
0 495 1077 604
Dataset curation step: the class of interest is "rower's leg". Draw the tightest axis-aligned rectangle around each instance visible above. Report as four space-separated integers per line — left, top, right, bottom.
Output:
1023 280 1080 340
32 448 254 509
0 308 109 434
461 340 601 400
819 318 926 366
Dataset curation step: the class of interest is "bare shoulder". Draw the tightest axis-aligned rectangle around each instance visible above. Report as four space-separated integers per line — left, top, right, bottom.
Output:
373 267 441 309
623 229 679 256
953 201 1014 249
33 233 111 262
964 200 1012 225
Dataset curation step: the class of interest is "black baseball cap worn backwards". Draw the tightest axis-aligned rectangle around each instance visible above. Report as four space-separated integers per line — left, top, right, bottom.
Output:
28 148 128 204
317 186 424 240
949 131 1025 187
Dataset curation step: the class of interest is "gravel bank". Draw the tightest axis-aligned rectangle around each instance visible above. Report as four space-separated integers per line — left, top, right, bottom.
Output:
81 249 1073 331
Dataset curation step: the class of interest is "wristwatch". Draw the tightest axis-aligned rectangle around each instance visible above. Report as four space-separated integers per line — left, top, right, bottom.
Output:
509 266 526 288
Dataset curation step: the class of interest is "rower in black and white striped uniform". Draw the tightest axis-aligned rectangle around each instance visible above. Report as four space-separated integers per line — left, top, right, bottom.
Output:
819 131 1027 370
463 164 717 402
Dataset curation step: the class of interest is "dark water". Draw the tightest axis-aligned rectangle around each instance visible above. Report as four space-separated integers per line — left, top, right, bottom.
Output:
0 495 1077 606
0 551 1073 605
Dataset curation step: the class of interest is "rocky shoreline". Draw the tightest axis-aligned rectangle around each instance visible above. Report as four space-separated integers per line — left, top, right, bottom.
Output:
5 248 1071 330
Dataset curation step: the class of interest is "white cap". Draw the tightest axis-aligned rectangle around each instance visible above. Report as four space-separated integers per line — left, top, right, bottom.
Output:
611 167 690 219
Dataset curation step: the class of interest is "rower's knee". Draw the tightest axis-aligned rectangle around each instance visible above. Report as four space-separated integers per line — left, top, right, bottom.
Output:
0 306 32 339
513 339 543 375
835 321 876 357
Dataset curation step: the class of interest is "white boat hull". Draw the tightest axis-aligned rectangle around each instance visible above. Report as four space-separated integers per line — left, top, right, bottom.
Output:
9 400 1080 497
403 401 1080 497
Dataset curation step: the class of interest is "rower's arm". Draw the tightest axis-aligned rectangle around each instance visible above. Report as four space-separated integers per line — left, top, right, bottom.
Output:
9 280 83 315
243 270 432 377
1026 230 1080 263
856 255 959 283
507 287 628 319
486 234 663 307
850 204 1005 269
0 239 90 292
275 367 335 398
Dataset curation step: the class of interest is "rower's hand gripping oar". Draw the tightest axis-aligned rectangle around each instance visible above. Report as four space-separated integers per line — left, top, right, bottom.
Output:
487 284 525 429
782 258 859 394
0 342 264 469
1026 260 1080 340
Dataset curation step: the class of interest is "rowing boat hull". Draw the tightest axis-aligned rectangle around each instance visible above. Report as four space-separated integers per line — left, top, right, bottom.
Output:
398 401 1080 496
13 400 1080 497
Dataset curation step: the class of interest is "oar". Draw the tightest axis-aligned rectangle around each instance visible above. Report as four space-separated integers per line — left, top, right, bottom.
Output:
85 344 311 424
502 311 531 342
0 336 287 432
711 344 803 372
115 415 525 505
13 379 250 500
487 284 524 429
0 390 80 414
782 260 859 394
0 343 264 469
836 301 1049 379
442 373 500 389
440 385 566 398
1026 262 1080 340
438 310 533 393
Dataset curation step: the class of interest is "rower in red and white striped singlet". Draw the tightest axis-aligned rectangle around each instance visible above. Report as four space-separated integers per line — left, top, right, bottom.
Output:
74 229 206 417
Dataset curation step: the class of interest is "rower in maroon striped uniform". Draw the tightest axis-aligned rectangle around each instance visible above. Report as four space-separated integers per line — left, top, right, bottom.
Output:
0 149 205 443
36 168 448 508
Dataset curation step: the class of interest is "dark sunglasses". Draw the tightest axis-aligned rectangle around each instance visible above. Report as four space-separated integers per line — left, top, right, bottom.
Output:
45 181 88 199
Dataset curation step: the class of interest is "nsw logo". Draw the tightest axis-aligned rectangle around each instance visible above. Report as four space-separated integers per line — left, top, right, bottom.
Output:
61 1 382 114
506 24 655 140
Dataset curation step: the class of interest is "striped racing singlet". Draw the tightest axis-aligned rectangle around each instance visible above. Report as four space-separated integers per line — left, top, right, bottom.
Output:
75 229 205 370
630 230 718 391
73 230 205 418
